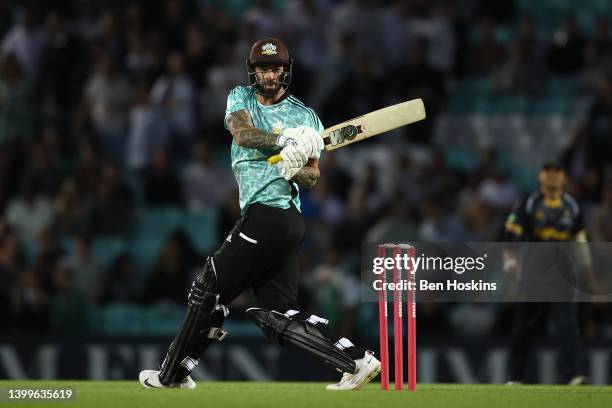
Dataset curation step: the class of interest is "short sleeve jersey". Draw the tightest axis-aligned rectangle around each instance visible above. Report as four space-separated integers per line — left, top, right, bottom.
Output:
224 86 324 214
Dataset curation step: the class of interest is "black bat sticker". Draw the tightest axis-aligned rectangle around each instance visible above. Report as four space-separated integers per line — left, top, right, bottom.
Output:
325 125 364 146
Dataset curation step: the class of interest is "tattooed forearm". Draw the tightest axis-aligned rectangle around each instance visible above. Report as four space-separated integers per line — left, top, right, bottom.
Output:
226 109 278 148
293 166 320 189
236 128 279 147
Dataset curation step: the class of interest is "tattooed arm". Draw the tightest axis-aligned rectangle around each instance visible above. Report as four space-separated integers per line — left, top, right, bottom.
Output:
293 158 320 189
226 109 279 148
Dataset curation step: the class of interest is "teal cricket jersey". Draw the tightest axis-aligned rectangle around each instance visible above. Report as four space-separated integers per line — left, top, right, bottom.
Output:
224 86 324 214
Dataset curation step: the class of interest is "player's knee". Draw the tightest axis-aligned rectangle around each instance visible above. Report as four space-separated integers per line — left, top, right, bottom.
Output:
245 308 287 343
188 257 228 316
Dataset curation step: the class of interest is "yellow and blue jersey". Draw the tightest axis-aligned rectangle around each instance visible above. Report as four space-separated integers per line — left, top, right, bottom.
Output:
504 191 585 242
224 86 324 214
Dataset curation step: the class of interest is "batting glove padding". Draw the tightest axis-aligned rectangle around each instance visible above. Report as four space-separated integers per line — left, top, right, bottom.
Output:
276 127 302 148
295 126 324 158
278 160 302 180
277 126 323 159
279 144 308 169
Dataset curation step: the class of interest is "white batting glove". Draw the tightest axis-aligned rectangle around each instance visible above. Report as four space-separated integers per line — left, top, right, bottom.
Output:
279 144 308 169
277 127 323 158
277 127 304 148
278 160 302 180
295 126 324 158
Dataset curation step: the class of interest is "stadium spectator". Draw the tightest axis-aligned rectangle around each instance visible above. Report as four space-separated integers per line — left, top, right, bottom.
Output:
491 39 546 95
20 127 66 198
592 17 611 56
91 12 122 60
124 31 157 79
0 54 33 145
201 45 244 144
161 0 191 52
591 181 612 241
126 80 171 171
143 149 183 207
182 141 232 211
476 170 518 212
89 163 134 236
244 0 282 40
80 52 131 164
184 24 213 90
561 127 592 182
549 16 585 74
145 231 198 304
585 77 612 167
150 52 196 157
37 11 86 120
0 7 45 77
579 41 610 94
60 235 102 302
33 227 65 292
468 17 506 75
49 264 90 334
53 178 92 237
5 181 54 243
100 253 142 304
216 188 241 244
74 139 102 198
12 267 48 332
282 0 329 97
329 0 382 59
304 249 360 338
0 221 22 330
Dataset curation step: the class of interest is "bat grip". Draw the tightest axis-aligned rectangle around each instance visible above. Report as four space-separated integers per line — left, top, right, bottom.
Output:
267 154 282 165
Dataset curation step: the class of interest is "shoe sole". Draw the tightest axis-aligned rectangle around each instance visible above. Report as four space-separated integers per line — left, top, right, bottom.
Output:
143 378 162 388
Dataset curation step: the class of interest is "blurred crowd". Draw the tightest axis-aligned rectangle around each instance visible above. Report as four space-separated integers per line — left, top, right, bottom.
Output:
1 0 612 340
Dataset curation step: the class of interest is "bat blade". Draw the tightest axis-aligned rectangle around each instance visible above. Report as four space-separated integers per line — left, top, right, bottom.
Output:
323 98 425 151
267 99 426 164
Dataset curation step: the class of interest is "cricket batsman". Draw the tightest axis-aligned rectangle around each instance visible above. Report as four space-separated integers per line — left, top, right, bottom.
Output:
139 38 381 390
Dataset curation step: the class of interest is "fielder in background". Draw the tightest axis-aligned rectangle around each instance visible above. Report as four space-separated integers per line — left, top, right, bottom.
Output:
139 37 381 391
503 161 597 385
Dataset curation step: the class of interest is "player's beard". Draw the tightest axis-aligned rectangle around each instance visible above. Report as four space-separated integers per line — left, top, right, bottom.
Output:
259 79 282 97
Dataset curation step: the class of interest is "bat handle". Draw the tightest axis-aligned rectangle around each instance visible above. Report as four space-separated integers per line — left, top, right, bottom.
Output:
267 154 282 165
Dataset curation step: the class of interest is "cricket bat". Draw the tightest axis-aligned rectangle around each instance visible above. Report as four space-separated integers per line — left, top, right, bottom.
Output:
267 98 426 164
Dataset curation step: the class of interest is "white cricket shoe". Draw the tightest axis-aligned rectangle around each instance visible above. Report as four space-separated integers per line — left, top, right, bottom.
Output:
568 375 588 385
139 370 196 389
326 351 381 391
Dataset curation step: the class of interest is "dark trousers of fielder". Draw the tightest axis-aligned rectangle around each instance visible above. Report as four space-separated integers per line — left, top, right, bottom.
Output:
158 203 360 384
510 302 586 382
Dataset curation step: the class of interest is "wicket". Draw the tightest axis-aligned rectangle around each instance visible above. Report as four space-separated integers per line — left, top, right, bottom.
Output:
377 243 416 391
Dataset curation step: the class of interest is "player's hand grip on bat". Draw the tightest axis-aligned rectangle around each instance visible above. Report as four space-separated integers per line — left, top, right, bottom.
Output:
296 126 324 158
278 145 308 180
276 127 302 148
279 144 308 168
271 126 323 164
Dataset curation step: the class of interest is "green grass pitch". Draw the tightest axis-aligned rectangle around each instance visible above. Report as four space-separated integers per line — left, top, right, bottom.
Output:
1 381 611 408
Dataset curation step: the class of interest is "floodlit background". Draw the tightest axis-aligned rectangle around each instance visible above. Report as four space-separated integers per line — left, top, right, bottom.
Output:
0 0 611 383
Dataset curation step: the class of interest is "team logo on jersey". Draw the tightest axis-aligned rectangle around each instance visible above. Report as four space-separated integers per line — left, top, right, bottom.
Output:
261 43 277 55
272 120 284 134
